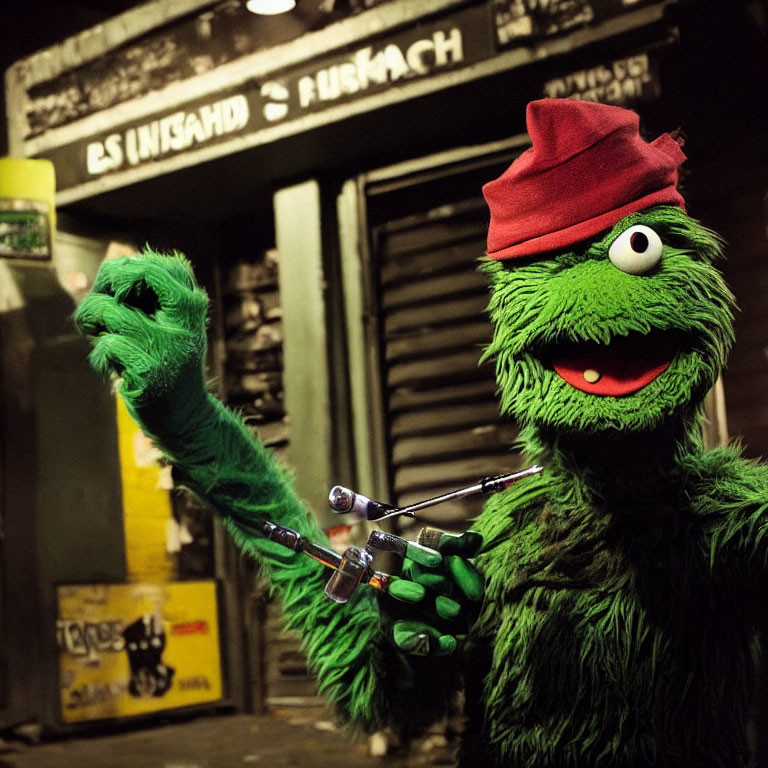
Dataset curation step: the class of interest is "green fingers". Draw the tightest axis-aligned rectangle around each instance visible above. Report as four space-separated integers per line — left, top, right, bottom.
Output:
433 530 484 557
74 248 209 406
76 251 208 339
74 248 216 441
405 562 447 591
445 555 484 602
403 553 483 603
90 251 200 305
404 540 442 568
420 529 485 602
382 528 485 657
388 578 462 621
388 578 425 604
435 595 461 620
393 621 458 657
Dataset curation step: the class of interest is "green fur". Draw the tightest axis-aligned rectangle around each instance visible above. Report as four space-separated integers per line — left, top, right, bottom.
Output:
74 250 463 734
457 207 765 766
460 431 768 766
76 199 768 766
481 207 734 433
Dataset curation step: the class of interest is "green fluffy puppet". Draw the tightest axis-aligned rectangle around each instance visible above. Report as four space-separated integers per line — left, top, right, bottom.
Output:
75 99 767 767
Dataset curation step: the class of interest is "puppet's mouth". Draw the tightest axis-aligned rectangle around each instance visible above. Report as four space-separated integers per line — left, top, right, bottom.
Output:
547 332 678 396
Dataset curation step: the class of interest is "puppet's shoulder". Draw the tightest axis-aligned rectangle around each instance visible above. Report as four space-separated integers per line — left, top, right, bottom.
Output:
471 473 549 553
682 444 768 515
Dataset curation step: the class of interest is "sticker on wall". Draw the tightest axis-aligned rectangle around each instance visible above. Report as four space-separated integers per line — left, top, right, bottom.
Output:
0 199 50 260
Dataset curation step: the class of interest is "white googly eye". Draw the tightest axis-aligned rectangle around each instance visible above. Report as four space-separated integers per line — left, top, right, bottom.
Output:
608 225 664 275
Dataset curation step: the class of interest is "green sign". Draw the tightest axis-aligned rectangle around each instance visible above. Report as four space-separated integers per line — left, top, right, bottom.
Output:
0 199 51 260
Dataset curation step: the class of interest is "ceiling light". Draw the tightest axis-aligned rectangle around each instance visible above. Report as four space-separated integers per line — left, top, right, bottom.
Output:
246 0 296 14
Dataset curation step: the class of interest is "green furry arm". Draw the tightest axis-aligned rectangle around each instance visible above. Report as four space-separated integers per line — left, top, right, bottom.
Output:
168 402 464 732
681 445 768 585
74 248 461 732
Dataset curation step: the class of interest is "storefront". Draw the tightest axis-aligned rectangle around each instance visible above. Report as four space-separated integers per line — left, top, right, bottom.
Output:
3 0 768 736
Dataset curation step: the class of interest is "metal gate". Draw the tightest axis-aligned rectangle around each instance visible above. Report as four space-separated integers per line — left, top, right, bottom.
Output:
343 136 531 534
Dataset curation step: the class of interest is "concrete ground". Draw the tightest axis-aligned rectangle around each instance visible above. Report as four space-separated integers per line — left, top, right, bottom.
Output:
0 712 457 768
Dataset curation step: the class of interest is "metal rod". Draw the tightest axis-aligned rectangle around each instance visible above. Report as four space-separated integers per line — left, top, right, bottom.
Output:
259 519 391 595
374 465 544 520
302 541 343 571
227 464 545 602
262 520 343 568
373 485 482 520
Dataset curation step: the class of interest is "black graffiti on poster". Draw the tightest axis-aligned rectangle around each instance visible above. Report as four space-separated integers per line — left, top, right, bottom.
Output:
64 682 128 710
123 615 175 698
57 619 125 663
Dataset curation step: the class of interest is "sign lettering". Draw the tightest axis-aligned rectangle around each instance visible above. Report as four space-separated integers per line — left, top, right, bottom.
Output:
85 95 249 176
543 53 658 105
38 2 660 192
493 0 654 47
57 619 125 662
293 29 464 111
77 24 466 182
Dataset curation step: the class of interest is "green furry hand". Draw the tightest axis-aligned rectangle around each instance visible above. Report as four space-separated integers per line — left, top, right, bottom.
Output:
385 530 483 657
73 249 211 436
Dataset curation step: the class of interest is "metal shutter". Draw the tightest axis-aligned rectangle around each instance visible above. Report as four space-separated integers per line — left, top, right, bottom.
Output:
367 161 524 533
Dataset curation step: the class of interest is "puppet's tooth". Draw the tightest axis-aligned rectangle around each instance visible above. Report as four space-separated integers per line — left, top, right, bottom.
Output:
583 369 601 384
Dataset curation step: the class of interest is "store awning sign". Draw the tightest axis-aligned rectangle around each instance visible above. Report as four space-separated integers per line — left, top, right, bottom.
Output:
542 53 659 105
36 1 668 193
292 28 464 112
85 25 465 178
86 95 250 176
493 0 654 47
41 4 489 190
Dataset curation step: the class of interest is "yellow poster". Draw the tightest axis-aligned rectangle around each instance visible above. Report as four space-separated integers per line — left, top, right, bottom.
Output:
115 396 176 583
57 581 222 723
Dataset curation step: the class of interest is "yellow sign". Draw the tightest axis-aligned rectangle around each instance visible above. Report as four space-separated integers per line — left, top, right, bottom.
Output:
57 581 222 722
0 157 56 236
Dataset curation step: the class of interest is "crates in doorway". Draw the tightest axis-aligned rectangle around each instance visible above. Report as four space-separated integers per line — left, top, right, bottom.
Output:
221 247 319 712
223 248 288 460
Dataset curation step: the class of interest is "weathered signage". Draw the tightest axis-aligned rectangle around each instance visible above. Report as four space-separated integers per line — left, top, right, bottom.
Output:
21 0 398 138
57 581 222 722
492 0 654 48
19 0 661 140
31 1 670 193
293 28 464 111
84 25 465 178
85 94 249 176
543 52 659 105
41 4 488 190
0 199 51 260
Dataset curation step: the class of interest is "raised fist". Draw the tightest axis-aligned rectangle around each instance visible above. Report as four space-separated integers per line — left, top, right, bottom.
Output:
73 248 211 435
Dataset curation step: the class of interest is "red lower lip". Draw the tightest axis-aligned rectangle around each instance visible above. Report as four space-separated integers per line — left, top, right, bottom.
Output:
551 335 675 396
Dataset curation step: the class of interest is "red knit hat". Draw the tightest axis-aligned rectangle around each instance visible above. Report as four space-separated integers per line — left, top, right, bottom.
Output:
483 99 686 260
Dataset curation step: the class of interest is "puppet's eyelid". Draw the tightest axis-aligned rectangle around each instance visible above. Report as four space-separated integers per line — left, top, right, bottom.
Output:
608 225 664 275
